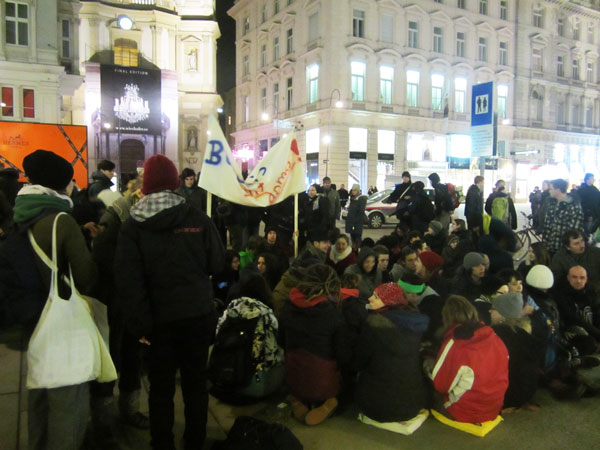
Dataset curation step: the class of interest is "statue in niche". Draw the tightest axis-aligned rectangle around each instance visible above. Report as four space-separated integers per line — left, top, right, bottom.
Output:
187 48 198 72
187 127 198 151
423 147 431 161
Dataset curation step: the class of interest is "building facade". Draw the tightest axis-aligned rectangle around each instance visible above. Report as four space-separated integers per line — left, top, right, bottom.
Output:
1 0 221 185
228 0 600 199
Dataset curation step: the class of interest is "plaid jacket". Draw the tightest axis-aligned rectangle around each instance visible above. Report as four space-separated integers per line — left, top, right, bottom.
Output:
542 195 584 254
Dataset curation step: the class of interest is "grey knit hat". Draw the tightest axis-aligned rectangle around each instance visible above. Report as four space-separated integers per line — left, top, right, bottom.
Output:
463 252 485 270
429 220 443 235
492 292 524 320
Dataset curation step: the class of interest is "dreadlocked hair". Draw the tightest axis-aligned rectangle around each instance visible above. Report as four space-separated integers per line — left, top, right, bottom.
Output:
296 264 341 302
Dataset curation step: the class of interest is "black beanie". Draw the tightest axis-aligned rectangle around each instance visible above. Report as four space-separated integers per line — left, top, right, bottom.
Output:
23 149 74 191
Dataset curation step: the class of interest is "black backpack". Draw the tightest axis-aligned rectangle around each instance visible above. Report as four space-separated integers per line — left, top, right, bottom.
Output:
208 316 260 389
212 416 303 450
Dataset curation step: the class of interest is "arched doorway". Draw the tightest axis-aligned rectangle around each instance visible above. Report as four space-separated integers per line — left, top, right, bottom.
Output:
119 139 145 187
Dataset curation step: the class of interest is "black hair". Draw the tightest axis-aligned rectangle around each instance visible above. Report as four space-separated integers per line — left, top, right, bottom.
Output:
562 229 584 248
550 178 568 193
496 268 522 284
400 245 418 262
97 160 115 171
372 244 389 256
181 167 196 180
480 275 506 296
360 237 375 248
227 270 273 308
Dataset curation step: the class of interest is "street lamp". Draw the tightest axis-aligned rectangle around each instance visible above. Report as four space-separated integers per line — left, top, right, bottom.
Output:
325 89 344 177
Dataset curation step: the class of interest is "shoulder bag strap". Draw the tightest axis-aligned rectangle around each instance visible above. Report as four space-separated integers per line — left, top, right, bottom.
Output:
28 213 70 285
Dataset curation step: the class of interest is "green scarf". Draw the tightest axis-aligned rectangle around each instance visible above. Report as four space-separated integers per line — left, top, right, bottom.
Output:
13 194 72 223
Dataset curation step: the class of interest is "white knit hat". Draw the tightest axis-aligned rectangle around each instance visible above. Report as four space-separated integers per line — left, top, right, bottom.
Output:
526 265 554 290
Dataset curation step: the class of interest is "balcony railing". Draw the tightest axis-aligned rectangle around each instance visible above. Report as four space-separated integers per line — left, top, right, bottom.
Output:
110 0 175 9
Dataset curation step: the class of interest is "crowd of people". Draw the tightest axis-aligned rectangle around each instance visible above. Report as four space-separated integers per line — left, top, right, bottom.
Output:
1 151 600 450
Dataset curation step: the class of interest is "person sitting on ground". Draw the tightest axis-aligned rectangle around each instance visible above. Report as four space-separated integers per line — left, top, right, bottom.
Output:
211 273 284 401
279 264 350 426
256 252 283 291
442 235 462 279
473 275 509 325
360 237 375 250
518 242 552 280
339 273 369 357
344 247 383 299
212 249 240 308
296 230 331 264
424 220 446 255
263 225 292 269
490 293 542 412
327 234 356 277
418 250 448 299
353 283 429 426
551 229 600 290
390 246 422 282
452 252 487 302
497 268 538 315
553 266 600 353
427 295 509 424
400 273 444 343
373 244 392 283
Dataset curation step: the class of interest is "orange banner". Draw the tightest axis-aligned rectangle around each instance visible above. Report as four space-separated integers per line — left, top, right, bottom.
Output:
0 121 88 188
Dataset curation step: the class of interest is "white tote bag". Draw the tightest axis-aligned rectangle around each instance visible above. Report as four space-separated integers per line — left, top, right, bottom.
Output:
26 213 117 389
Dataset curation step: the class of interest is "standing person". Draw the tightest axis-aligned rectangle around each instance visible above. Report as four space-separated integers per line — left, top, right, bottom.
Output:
322 176 341 231
302 184 330 243
541 179 584 255
175 168 206 212
407 181 435 233
115 154 225 450
11 150 97 450
529 186 542 227
484 180 517 230
427 173 453 231
345 184 367 250
338 184 349 209
388 171 413 222
465 176 484 230
88 159 116 199
576 173 600 236
536 180 551 231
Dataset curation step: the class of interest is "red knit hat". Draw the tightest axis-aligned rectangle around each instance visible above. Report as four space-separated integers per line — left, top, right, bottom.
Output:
142 155 180 194
419 251 444 272
374 283 407 307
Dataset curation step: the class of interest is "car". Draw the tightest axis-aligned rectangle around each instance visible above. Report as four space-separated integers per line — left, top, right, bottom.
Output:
341 188 436 229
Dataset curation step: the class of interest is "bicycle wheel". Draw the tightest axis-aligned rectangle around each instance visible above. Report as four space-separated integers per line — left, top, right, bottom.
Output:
512 230 531 264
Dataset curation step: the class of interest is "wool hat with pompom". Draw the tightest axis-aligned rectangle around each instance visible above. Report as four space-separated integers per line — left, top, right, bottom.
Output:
374 283 408 308
142 154 180 195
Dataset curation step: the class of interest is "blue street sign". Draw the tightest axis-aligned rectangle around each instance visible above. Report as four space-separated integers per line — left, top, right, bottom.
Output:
471 82 494 126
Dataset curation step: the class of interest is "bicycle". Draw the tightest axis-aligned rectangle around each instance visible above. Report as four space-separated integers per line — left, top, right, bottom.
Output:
512 212 542 263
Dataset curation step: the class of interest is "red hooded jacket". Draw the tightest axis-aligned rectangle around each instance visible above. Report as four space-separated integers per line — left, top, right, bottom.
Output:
432 324 509 423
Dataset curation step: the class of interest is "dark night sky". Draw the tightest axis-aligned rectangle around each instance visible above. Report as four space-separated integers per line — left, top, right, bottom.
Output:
216 0 236 93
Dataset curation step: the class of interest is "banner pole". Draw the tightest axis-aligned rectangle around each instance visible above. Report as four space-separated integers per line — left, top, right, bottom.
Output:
207 192 212 218
294 193 299 258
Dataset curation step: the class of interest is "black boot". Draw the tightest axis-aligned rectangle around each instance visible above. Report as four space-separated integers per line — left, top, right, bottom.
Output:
91 395 123 450
119 390 150 429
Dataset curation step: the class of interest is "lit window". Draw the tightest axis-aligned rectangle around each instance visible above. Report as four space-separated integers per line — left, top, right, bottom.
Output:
306 128 320 154
497 85 508 119
380 66 393 105
114 38 138 66
5 2 28 46
455 77 466 113
406 70 419 107
23 88 34 118
1 87 14 117
431 74 444 111
307 64 319 104
378 130 395 155
351 61 366 101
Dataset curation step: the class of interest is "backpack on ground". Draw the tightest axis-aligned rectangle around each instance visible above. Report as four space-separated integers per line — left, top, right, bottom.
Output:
208 316 260 389
491 196 510 224
446 183 460 211
212 416 303 450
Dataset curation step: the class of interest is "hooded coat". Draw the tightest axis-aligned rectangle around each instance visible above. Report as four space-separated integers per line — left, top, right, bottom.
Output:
344 247 383 299
353 309 429 422
88 171 114 199
115 195 225 338
432 323 509 423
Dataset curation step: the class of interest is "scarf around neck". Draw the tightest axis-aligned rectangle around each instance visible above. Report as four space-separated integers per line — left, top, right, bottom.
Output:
13 184 73 223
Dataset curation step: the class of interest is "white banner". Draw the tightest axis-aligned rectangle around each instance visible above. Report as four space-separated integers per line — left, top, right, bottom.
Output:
198 115 306 207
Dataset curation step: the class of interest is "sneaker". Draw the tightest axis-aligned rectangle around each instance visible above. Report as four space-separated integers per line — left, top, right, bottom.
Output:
305 397 338 426
289 396 309 422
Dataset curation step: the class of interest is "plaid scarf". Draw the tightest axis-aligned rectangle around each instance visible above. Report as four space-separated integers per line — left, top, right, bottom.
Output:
130 191 185 222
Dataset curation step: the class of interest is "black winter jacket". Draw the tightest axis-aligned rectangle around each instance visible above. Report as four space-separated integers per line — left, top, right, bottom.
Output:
115 202 225 338
353 310 428 422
